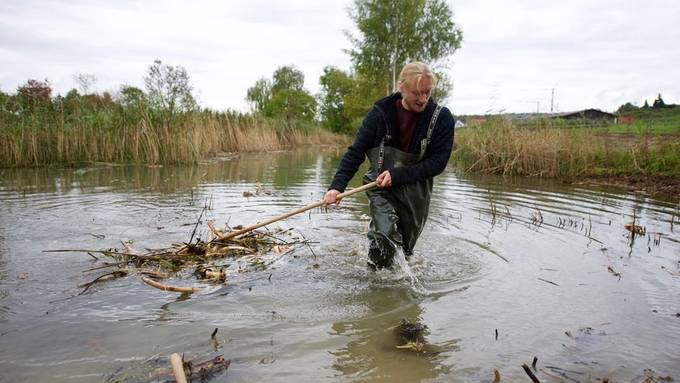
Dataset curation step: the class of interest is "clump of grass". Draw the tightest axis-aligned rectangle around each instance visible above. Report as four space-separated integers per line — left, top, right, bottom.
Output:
452 118 680 178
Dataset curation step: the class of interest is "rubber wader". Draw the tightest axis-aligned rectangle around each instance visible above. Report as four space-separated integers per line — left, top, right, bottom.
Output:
363 105 442 270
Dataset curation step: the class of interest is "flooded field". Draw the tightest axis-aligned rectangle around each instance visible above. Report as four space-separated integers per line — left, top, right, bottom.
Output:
1 148 679 382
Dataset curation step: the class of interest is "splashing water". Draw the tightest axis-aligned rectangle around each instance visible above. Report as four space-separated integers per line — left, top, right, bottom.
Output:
392 247 428 294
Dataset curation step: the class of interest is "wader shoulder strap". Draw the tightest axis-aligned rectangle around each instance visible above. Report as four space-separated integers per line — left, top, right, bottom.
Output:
377 130 391 173
418 104 443 161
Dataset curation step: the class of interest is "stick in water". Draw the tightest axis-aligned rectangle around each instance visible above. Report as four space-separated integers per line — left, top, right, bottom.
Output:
170 353 187 383
142 277 202 293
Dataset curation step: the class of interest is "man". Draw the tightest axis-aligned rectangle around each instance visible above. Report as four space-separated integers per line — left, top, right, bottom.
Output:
324 62 455 270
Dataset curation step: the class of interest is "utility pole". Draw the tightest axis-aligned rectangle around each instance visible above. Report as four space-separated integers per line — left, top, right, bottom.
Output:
536 101 540 113
550 88 555 113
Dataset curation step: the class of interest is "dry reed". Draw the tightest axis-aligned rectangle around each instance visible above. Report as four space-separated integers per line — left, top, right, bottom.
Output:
0 113 346 167
452 118 680 178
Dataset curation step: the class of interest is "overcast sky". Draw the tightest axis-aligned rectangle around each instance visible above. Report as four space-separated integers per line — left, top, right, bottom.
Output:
1 0 679 115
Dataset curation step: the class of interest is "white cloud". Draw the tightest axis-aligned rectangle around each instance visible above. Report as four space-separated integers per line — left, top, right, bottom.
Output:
1 0 678 114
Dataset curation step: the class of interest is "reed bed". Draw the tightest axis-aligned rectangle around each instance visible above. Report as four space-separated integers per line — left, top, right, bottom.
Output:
0 112 345 167
452 118 680 178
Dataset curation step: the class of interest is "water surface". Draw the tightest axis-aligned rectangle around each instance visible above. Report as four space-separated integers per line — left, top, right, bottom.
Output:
1 148 679 382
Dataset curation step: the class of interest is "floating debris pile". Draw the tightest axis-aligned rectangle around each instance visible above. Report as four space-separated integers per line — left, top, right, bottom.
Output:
49 218 314 295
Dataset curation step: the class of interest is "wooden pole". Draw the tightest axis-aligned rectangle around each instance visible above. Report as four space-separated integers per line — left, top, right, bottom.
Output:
216 181 378 241
170 353 187 383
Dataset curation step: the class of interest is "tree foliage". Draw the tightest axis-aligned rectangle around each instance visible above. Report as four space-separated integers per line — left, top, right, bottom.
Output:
346 0 462 96
17 79 52 108
144 59 197 116
653 93 666 108
318 66 355 133
315 0 462 133
617 102 638 114
266 89 316 121
246 65 316 121
246 78 272 114
73 73 97 94
272 66 305 93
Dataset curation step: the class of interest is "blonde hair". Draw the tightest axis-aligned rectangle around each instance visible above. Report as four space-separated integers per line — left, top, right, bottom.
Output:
397 62 437 92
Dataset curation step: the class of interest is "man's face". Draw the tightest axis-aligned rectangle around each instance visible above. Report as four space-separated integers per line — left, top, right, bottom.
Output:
401 76 434 113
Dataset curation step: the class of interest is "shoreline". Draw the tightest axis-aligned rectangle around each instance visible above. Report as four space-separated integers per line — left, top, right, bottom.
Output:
2 144 677 200
573 174 680 199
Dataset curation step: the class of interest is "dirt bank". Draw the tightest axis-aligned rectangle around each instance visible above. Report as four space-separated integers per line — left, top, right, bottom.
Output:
575 175 680 199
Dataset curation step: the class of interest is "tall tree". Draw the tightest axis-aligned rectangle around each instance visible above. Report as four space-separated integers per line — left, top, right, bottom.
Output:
246 78 272 114
17 79 52 111
346 0 462 98
318 66 355 133
144 59 197 116
272 66 305 93
73 73 97 94
246 65 316 121
653 93 666 108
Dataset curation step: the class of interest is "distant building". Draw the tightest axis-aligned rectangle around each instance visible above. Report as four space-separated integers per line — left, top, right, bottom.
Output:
550 109 615 122
455 120 466 128
615 115 635 125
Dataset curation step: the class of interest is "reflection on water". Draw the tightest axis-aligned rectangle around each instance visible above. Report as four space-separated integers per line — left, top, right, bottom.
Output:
0 148 679 382
331 285 455 382
0 148 343 196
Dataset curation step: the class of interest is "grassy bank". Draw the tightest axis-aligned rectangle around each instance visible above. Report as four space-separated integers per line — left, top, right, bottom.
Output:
0 111 345 167
452 118 680 179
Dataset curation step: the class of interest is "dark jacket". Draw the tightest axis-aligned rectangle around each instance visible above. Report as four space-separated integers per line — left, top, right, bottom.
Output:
329 93 455 192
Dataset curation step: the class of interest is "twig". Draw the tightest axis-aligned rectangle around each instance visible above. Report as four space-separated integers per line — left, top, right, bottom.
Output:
255 231 292 245
522 363 540 383
537 278 559 286
78 270 128 295
82 260 134 272
297 230 317 259
188 207 206 244
142 277 201 293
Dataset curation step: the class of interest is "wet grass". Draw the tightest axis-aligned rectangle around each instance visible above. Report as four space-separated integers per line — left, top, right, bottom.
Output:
452 118 680 178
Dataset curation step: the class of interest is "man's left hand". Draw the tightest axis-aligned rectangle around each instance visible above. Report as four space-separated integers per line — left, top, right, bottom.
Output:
376 170 392 188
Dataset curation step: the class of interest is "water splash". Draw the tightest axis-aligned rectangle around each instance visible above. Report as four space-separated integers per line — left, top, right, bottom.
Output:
392 247 428 294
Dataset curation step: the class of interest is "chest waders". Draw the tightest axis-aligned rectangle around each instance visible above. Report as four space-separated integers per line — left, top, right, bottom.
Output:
362 105 442 269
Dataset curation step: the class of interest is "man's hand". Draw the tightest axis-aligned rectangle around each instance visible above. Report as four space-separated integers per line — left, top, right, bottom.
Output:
376 170 392 188
324 189 342 205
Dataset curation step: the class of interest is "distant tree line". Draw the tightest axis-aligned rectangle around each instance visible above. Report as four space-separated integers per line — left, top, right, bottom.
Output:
617 93 679 114
0 59 208 131
2 0 463 135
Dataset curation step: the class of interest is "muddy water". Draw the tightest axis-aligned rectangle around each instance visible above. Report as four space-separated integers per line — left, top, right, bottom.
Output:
0 148 679 382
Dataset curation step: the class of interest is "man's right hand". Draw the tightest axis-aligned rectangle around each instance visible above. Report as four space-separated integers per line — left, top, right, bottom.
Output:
324 189 342 205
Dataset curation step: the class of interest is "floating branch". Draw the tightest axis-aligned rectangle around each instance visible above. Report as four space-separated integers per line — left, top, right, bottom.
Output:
142 277 202 293
78 270 128 295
